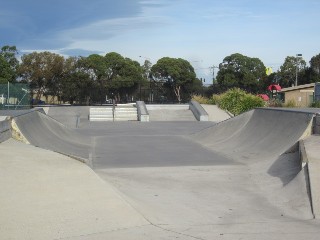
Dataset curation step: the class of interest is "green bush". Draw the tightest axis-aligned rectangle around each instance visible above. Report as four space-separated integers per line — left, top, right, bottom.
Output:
191 94 210 104
310 101 320 108
208 94 220 105
218 88 264 115
267 98 283 107
283 99 297 108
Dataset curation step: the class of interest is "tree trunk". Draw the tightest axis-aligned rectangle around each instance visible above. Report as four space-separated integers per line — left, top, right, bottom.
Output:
173 85 181 103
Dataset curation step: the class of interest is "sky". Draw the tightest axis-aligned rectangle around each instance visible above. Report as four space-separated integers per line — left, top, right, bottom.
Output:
1 0 320 84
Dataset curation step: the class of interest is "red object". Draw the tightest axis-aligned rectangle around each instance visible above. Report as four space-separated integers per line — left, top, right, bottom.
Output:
267 84 282 91
258 94 269 101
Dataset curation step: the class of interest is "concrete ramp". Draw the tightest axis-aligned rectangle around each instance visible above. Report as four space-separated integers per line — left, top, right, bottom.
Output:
191 108 316 218
47 106 90 128
192 108 314 160
13 111 90 160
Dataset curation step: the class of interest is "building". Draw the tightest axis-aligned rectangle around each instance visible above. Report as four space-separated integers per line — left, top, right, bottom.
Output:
281 83 315 107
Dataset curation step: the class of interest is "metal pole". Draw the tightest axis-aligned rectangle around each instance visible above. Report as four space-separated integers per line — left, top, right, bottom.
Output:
139 80 141 101
7 81 9 109
295 54 302 86
295 63 298 86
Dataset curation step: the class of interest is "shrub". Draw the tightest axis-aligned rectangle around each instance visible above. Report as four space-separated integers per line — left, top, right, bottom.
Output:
267 98 283 107
208 94 220 105
191 94 210 104
218 88 264 115
310 101 320 108
283 99 297 108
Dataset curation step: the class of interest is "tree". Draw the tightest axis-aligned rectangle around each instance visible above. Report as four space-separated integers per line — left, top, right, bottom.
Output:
19 51 64 103
278 56 306 87
86 54 108 103
310 53 320 74
87 52 142 103
151 57 196 103
60 56 94 104
309 53 320 83
142 59 152 80
0 56 12 84
0 45 19 83
216 53 266 93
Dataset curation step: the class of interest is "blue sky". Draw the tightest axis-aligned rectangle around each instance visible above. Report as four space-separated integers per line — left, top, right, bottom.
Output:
1 0 320 83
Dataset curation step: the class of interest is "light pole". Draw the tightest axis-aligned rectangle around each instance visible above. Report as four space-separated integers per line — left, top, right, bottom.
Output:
295 54 302 86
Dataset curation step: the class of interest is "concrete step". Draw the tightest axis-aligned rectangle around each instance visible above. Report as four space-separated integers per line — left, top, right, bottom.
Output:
90 117 114 122
89 107 138 121
89 108 113 121
114 111 137 121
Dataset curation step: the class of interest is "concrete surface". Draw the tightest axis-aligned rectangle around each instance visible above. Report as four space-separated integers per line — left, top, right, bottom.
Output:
0 118 11 143
148 109 196 121
136 101 149 122
189 100 209 121
201 104 231 122
302 135 320 218
47 106 90 128
146 104 197 121
1 107 320 239
192 108 314 160
0 139 148 240
13 111 90 159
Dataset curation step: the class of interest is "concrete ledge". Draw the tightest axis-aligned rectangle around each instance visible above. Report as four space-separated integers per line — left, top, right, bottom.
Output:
313 115 320 134
189 100 209 121
146 104 189 111
300 136 320 219
136 101 149 122
0 118 11 143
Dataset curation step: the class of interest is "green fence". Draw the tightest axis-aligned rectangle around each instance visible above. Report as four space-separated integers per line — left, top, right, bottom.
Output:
0 83 31 109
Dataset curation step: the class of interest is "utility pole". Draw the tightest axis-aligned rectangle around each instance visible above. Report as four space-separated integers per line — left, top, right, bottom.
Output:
295 54 302 86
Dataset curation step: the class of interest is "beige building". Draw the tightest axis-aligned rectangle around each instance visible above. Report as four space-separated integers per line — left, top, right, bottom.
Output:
281 83 315 107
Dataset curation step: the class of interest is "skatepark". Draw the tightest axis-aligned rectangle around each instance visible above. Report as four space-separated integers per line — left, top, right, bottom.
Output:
0 103 320 239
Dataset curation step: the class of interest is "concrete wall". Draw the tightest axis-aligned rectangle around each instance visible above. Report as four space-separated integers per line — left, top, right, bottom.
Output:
189 100 209 121
0 117 11 143
313 115 320 134
136 101 149 122
300 136 320 219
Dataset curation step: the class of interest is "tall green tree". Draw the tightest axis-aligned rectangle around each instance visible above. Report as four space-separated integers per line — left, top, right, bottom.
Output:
278 56 306 87
86 54 108 103
0 56 11 84
19 51 64 103
105 53 141 100
309 53 320 83
151 57 196 103
0 45 19 83
60 56 94 104
216 53 266 93
87 52 142 103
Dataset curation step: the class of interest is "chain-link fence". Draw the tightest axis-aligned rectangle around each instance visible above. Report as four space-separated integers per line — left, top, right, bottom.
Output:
0 83 31 109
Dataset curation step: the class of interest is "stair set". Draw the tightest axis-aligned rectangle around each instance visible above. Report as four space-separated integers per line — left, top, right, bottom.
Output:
89 106 138 121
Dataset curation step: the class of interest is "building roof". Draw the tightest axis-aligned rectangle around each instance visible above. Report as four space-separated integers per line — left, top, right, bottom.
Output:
281 83 315 92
